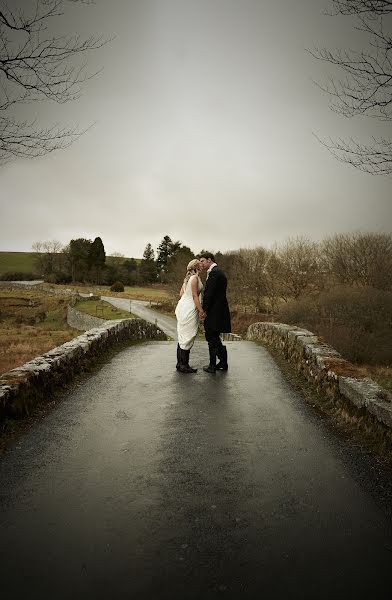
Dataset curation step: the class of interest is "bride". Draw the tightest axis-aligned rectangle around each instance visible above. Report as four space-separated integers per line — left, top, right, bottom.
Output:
175 258 206 373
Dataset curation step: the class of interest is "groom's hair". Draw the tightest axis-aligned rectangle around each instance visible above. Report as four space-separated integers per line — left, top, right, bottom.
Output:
199 251 215 262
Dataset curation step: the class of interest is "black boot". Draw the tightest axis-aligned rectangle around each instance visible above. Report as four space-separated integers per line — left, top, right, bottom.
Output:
203 344 217 373
216 345 228 371
178 348 197 373
185 349 197 373
176 343 181 370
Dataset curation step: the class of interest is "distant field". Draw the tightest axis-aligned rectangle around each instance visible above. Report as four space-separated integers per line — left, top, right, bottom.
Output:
0 252 38 275
0 251 140 276
75 299 136 320
52 283 173 302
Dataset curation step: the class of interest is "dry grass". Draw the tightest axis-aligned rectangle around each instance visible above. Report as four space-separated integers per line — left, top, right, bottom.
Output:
47 283 172 302
230 310 275 337
0 286 79 375
75 299 136 320
363 366 392 393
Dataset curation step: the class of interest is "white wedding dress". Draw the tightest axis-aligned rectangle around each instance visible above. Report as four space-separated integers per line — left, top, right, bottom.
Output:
175 274 203 350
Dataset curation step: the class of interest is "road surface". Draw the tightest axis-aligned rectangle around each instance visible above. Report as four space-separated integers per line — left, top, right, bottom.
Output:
0 302 391 599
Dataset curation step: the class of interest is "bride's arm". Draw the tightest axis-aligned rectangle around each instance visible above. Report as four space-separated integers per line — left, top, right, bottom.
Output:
191 276 205 317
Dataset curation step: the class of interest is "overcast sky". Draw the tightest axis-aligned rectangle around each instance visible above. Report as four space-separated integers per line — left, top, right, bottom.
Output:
0 0 391 258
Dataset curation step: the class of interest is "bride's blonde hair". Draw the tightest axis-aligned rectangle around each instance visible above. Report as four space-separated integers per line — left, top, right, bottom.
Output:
183 258 200 288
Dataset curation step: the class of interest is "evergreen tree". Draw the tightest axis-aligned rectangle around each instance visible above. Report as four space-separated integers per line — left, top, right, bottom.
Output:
69 238 92 282
166 245 194 291
89 237 106 284
156 235 181 281
139 243 156 283
143 243 155 262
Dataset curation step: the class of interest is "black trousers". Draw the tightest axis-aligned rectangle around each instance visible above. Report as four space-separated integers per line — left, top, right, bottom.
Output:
204 326 223 351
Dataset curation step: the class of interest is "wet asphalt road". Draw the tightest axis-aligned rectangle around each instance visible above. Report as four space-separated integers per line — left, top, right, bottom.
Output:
0 309 392 599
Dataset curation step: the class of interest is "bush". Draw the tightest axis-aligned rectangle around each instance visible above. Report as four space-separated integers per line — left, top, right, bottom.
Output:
45 272 72 284
278 286 392 365
110 281 125 292
0 271 39 281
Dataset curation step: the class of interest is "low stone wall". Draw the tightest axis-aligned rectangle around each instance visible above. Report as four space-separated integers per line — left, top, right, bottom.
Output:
0 319 166 421
222 333 242 341
247 322 392 430
67 304 109 331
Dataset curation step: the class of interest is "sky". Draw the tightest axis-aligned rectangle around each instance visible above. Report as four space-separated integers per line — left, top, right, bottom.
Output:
0 0 391 259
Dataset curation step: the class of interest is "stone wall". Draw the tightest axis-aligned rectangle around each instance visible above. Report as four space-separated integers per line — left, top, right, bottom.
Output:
67 304 110 331
247 322 392 430
0 319 166 421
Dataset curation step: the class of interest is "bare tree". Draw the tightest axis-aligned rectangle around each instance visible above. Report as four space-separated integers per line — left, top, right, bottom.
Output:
0 0 107 164
311 0 392 174
322 231 392 288
32 239 65 277
235 247 269 311
275 237 322 301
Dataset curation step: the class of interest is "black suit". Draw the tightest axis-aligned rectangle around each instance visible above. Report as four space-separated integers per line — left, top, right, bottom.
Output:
202 266 231 363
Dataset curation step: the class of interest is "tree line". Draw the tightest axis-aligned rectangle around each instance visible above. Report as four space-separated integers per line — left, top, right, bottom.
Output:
26 232 392 298
27 234 195 286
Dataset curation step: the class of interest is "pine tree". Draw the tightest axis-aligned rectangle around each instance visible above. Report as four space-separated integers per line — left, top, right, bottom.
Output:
143 243 155 262
89 237 106 284
156 235 182 280
139 243 156 283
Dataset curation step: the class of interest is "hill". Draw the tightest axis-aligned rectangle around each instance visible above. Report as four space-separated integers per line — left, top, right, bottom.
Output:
0 252 38 275
0 251 140 277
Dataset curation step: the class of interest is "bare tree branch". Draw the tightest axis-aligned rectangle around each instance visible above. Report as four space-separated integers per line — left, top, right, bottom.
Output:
328 1 392 16
311 0 392 174
314 132 392 174
0 0 108 164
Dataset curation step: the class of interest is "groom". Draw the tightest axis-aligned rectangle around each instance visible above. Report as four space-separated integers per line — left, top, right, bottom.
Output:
199 252 231 373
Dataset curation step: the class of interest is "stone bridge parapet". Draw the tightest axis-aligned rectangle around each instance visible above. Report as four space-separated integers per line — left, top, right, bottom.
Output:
247 321 392 430
0 318 166 421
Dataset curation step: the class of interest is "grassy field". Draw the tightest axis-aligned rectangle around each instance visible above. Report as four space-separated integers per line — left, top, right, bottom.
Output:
0 282 168 375
75 299 136 320
51 283 173 302
0 252 38 275
0 286 79 375
0 251 140 277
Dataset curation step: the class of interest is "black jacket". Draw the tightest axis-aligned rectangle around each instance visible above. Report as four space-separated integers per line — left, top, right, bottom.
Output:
202 266 231 333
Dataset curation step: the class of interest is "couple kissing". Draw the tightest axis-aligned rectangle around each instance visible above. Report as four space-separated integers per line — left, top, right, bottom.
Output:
175 251 231 374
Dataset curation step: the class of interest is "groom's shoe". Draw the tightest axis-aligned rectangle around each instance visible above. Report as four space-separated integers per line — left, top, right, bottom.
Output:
203 345 217 373
216 345 228 371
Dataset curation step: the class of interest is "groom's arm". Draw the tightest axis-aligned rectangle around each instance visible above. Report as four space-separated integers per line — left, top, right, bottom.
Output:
202 269 220 311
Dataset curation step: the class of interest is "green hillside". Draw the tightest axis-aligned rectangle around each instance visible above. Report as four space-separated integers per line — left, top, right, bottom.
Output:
0 251 141 276
0 252 38 275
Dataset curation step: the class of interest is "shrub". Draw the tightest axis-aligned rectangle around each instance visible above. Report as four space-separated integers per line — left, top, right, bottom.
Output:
0 271 39 281
110 281 125 292
278 286 392 365
45 272 72 284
